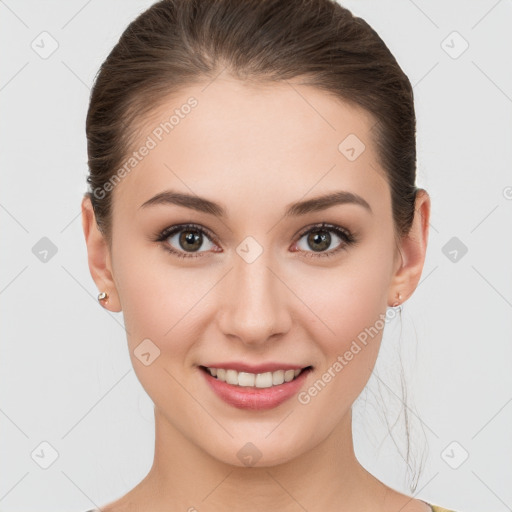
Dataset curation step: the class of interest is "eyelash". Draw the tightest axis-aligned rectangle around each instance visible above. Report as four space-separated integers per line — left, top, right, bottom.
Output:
154 222 357 260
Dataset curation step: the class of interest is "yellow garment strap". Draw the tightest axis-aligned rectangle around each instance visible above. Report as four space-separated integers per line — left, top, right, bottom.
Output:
431 506 457 512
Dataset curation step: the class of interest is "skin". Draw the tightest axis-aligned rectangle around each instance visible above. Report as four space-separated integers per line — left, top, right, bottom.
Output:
82 75 431 512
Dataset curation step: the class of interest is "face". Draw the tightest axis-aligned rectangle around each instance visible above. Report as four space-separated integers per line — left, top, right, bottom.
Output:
88 77 409 467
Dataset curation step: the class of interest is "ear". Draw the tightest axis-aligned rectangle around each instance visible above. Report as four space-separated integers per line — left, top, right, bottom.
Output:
81 195 122 312
388 188 431 306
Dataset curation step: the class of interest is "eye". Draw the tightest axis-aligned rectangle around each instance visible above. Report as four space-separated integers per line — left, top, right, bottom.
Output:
155 223 219 259
154 221 357 260
293 222 356 258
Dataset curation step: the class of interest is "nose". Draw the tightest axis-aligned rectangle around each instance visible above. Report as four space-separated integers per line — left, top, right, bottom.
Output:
216 250 292 347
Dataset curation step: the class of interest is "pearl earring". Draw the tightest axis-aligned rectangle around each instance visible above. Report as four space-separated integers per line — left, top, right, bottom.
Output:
392 292 402 308
97 291 109 304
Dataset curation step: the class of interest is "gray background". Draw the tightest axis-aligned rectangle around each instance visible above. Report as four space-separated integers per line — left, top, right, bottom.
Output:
1 1 511 511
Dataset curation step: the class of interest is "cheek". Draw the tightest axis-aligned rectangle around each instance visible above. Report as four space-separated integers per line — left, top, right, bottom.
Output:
294 247 392 375
113 246 186 346
295 270 389 415
113 254 201 404
114 249 216 367
303 264 389 339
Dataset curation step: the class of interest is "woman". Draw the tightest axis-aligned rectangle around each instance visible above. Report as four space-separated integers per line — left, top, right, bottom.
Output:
80 0 455 510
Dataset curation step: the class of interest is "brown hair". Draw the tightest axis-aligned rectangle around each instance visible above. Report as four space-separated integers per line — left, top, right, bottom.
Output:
84 0 423 490
85 0 418 247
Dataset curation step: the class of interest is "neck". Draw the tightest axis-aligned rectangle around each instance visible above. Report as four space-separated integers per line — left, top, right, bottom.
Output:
127 407 389 512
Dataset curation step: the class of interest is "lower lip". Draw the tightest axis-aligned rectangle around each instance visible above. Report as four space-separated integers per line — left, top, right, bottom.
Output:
200 367 311 410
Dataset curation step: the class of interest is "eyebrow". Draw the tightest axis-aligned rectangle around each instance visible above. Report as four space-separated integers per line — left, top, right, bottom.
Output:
139 189 372 216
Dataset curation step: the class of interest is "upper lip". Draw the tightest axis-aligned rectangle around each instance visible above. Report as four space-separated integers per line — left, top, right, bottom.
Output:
200 362 312 373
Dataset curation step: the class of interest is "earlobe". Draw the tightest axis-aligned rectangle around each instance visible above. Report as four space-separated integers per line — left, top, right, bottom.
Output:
81 195 122 312
388 189 431 307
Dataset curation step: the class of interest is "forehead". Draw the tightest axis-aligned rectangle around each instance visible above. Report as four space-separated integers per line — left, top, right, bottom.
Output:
111 77 390 220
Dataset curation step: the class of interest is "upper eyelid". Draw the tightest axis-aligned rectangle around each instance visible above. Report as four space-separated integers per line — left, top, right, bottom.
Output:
296 222 351 238
159 223 216 240
158 222 352 248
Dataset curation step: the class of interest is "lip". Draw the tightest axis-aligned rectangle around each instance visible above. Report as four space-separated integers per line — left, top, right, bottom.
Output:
202 361 308 374
199 365 312 411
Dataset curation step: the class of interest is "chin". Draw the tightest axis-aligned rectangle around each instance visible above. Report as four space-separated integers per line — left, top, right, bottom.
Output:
203 432 314 469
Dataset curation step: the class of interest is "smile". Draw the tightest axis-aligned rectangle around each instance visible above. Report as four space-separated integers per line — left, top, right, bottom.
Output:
199 364 313 410
203 366 310 388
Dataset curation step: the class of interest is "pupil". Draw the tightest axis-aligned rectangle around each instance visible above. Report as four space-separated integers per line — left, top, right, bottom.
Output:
309 230 330 251
180 230 201 251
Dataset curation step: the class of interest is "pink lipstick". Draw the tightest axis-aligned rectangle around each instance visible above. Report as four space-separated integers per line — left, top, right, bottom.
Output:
199 364 312 410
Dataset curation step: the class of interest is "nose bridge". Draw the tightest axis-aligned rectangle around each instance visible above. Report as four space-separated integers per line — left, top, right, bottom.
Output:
217 247 291 344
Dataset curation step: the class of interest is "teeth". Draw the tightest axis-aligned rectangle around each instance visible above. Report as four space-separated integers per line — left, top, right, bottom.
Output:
272 370 284 385
226 369 238 385
238 372 255 387
206 367 306 388
255 372 273 388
